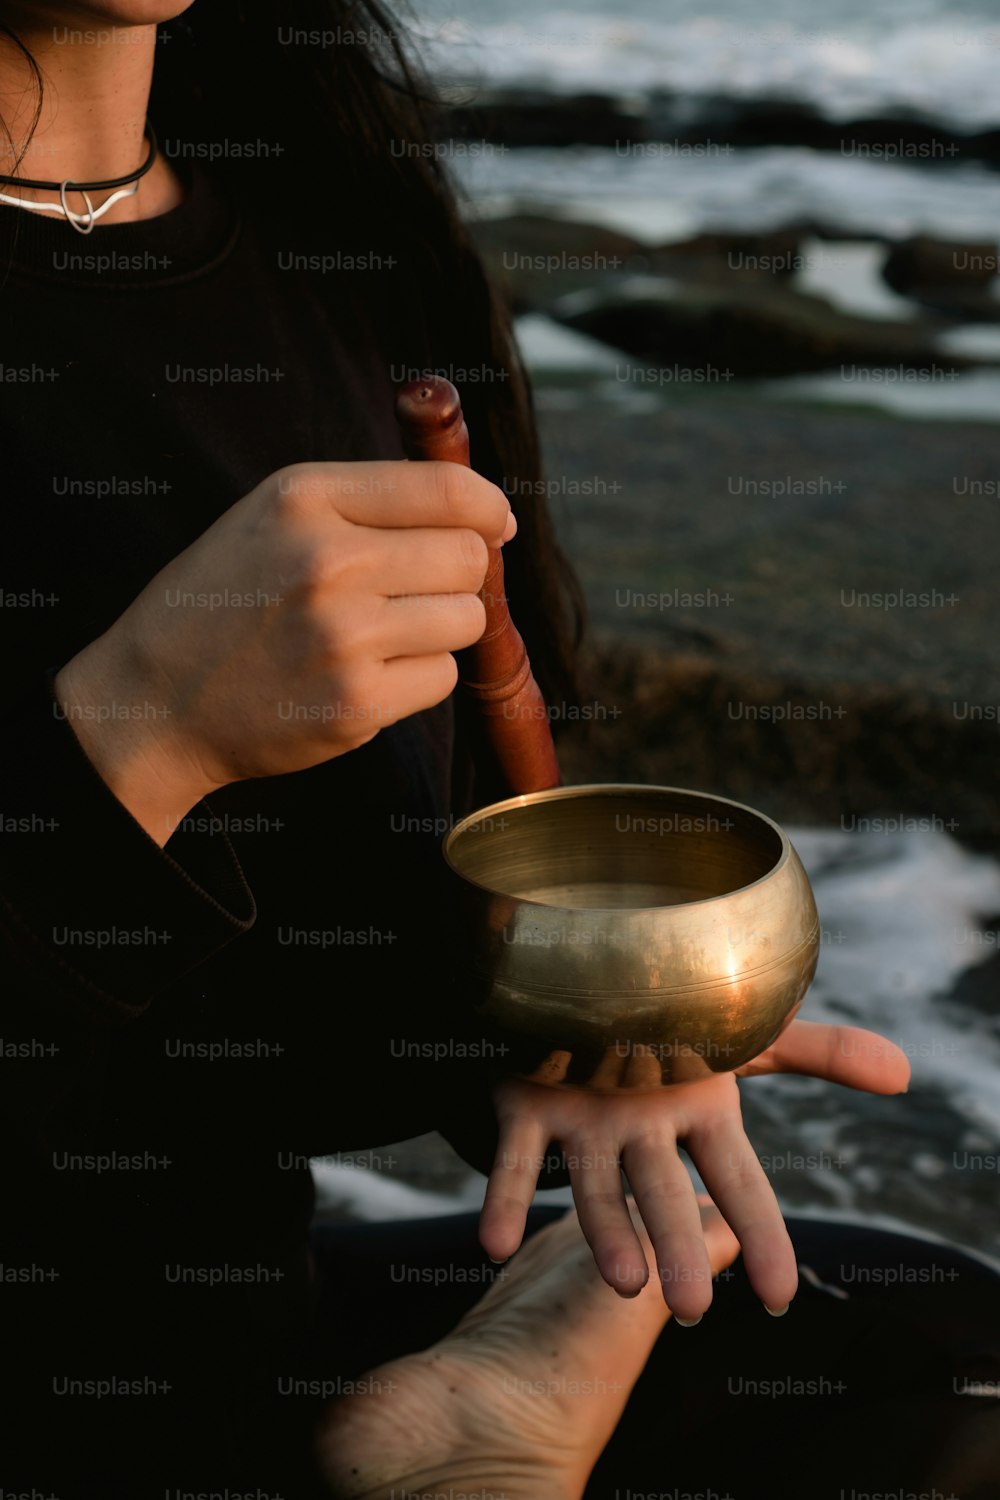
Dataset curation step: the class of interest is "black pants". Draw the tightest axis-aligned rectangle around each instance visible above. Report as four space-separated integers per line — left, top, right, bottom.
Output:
249 1211 1000 1500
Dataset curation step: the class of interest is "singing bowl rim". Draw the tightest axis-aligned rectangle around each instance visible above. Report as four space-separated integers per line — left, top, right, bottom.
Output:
442 782 792 912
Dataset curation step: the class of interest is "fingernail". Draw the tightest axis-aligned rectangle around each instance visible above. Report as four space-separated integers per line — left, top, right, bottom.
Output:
764 1303 789 1317
488 1255 508 1265
501 508 517 543
674 1315 702 1328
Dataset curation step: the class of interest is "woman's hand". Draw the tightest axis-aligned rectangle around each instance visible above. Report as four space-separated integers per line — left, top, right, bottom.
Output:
54 460 514 845
479 1021 910 1322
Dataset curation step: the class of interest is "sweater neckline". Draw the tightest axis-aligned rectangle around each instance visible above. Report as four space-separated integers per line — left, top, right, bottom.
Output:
0 156 241 290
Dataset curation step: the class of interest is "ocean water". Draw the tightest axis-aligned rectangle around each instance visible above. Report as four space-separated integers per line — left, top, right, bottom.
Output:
452 146 1000 244
312 828 1000 1262
415 0 1000 127
431 1 1000 417
454 145 1000 416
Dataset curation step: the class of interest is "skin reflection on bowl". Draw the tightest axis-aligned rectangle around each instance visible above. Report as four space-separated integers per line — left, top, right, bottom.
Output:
443 785 820 1091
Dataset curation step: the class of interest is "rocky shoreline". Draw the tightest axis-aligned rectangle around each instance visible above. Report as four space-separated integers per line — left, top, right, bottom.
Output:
470 215 1000 378
562 636 999 838
455 201 1000 835
441 86 1000 165
530 392 999 838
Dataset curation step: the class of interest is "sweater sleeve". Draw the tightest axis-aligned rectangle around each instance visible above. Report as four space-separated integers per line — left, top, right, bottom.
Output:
0 669 257 1153
0 668 255 1026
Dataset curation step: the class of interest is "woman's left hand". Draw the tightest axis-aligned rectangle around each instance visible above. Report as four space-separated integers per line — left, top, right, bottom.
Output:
479 1021 910 1321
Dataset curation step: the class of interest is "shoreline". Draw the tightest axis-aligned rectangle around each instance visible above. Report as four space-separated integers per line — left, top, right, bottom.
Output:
530 390 999 837
439 86 1000 165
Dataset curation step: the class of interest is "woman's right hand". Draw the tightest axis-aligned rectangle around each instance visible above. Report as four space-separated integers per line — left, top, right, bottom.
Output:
54 460 515 846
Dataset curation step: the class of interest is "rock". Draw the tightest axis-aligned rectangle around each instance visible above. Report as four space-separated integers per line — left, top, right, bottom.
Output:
444 89 647 148
645 229 808 281
658 93 835 151
561 639 1000 837
533 392 1000 834
882 235 1000 320
470 217 890 316
468 215 996 362
884 236 998 289
471 215 644 263
440 88 1000 165
968 127 1000 162
551 277 967 379
839 114 969 163
470 214 647 312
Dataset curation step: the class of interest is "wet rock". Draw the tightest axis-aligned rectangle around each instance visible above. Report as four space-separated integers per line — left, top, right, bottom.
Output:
444 89 647 148
441 88 1000 165
656 92 835 151
533 392 1000 835
551 278 965 378
471 215 644 263
882 236 1000 320
471 218 819 312
470 215 992 363
470 214 647 311
561 639 1000 837
645 228 809 282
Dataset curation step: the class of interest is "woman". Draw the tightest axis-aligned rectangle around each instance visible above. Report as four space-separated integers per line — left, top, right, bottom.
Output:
1 4 960 1496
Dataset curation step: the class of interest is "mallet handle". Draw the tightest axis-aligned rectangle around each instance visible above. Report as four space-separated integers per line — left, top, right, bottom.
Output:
396 376 561 795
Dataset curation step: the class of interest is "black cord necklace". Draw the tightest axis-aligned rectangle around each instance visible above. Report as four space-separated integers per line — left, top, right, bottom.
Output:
0 120 158 235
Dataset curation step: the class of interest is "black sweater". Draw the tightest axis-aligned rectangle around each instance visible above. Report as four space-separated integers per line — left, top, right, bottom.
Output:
0 158 511 1489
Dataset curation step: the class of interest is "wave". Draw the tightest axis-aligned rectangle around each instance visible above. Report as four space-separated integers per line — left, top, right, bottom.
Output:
415 6 1000 129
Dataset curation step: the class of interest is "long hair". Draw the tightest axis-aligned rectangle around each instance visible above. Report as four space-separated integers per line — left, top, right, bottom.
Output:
1 0 585 711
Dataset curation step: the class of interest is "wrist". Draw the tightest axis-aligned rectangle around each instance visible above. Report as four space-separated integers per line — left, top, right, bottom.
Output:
54 632 215 848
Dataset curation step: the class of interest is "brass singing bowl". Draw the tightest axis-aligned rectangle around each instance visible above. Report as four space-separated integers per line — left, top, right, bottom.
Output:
443 785 820 1091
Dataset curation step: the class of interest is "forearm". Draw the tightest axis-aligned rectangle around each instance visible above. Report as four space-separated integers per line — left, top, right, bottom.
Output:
54 630 215 847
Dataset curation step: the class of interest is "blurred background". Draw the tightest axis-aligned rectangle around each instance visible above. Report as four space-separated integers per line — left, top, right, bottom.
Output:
316 0 1000 1260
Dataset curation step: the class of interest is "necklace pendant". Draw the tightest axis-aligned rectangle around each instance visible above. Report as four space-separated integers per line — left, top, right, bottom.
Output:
60 182 96 235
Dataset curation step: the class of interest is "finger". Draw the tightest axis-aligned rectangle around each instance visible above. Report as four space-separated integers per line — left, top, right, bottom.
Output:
686 1114 798 1314
370 525 492 599
526 1051 572 1086
362 653 459 726
379 592 487 657
569 1140 649 1298
293 655 459 740
622 1137 714 1321
696 1201 742 1282
587 1045 629 1090
623 1196 740 1311
479 1112 550 1263
739 1020 911 1095
286 461 515 547
622 1043 666 1090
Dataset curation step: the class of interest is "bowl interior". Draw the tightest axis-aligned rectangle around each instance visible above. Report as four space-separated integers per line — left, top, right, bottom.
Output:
446 787 785 911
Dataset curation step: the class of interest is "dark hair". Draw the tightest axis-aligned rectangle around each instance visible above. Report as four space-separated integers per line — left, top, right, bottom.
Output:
1 1 585 712
0 24 41 177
